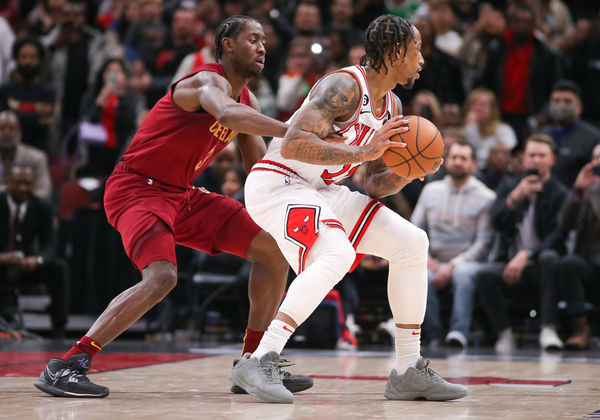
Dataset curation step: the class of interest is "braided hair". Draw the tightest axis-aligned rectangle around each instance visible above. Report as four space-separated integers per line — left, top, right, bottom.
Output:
215 15 258 61
360 15 415 74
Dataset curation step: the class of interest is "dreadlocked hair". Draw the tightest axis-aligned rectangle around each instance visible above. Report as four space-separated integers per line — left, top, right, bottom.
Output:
360 15 415 74
215 15 257 61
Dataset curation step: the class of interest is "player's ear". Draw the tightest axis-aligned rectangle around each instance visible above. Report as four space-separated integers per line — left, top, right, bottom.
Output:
222 36 235 55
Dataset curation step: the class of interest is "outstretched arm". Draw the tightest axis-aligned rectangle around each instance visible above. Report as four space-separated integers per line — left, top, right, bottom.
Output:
237 91 268 172
281 72 408 164
172 71 288 138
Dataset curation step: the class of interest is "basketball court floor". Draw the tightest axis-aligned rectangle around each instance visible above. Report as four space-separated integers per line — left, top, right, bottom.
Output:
1 339 599 419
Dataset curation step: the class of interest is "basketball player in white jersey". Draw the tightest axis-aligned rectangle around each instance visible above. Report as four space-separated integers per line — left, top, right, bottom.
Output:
229 15 468 403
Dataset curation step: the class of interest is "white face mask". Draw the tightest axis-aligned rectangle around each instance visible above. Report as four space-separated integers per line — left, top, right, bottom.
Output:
549 102 576 125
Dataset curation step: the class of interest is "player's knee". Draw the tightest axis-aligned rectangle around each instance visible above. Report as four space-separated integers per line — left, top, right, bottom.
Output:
323 241 356 276
388 225 428 264
142 263 177 301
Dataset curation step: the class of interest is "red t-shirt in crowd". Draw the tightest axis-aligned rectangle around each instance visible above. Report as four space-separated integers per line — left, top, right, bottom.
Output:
120 63 251 189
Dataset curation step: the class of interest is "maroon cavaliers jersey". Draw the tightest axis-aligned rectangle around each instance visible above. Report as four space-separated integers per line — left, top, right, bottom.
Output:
120 63 251 188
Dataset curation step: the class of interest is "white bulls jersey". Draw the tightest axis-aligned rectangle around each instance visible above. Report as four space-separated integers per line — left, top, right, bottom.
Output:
254 65 399 186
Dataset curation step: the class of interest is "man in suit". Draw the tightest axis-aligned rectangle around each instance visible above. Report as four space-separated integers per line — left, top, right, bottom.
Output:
0 110 52 200
0 165 67 336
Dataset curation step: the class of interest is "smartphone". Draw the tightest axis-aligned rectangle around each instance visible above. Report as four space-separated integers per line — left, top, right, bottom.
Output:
524 168 539 177
593 165 600 177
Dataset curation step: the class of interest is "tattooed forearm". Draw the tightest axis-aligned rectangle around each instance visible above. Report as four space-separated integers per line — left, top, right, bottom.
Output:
284 127 365 164
363 159 411 198
280 73 362 164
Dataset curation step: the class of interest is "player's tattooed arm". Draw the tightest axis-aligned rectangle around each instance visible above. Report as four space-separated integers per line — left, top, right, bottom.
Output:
363 158 413 199
282 73 409 164
280 72 365 164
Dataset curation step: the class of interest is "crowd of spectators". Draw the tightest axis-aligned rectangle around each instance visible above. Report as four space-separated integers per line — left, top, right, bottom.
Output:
0 0 599 351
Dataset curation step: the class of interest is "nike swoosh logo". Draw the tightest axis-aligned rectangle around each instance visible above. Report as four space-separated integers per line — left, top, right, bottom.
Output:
46 367 59 382
359 110 370 114
283 325 295 333
412 331 421 335
90 341 102 350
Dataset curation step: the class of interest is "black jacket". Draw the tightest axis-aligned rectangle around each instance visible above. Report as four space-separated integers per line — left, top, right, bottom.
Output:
491 175 568 261
481 32 562 115
0 192 56 261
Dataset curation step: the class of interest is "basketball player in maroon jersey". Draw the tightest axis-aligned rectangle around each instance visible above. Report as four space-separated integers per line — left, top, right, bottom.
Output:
34 15 322 398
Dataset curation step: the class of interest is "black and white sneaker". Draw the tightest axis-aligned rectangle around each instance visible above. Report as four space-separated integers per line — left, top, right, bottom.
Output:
230 357 313 394
34 354 110 398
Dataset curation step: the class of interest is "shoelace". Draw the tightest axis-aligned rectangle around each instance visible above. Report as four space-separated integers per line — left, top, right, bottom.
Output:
418 360 445 384
54 367 88 386
275 359 294 379
260 360 282 385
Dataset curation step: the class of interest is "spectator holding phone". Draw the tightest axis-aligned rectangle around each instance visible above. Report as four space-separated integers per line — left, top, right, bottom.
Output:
476 133 569 353
77 58 142 177
554 144 600 349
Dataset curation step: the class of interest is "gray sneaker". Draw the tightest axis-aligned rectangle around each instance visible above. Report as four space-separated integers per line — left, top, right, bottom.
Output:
384 358 468 401
228 352 294 403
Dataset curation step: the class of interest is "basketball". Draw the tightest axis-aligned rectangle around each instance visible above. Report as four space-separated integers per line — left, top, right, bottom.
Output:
382 115 444 178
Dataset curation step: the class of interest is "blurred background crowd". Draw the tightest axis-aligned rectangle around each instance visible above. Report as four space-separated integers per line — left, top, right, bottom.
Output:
0 0 599 354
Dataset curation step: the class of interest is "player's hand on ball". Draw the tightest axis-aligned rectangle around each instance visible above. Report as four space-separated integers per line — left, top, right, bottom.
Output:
362 115 409 161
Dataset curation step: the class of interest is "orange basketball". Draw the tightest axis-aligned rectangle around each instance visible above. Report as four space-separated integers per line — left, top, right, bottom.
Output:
382 115 444 178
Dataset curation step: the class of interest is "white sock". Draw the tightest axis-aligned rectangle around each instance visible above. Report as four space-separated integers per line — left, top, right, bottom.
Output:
395 327 421 374
252 319 295 360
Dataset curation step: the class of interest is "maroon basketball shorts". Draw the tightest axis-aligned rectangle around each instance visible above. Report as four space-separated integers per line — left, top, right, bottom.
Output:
104 166 261 271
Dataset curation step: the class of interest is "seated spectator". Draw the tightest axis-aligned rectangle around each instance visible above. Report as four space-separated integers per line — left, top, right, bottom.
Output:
77 58 141 178
412 141 496 348
555 144 600 349
463 88 518 169
409 90 442 128
0 165 68 337
476 134 568 353
542 79 600 188
0 37 55 153
476 141 514 191
426 126 463 183
0 111 51 200
439 102 462 130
